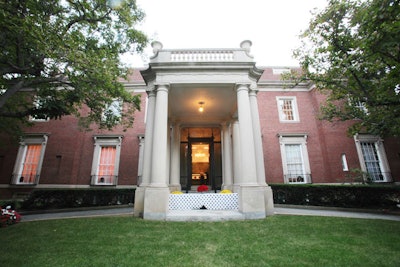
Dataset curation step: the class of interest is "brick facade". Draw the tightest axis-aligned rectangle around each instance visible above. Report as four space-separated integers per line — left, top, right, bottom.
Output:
0 68 399 199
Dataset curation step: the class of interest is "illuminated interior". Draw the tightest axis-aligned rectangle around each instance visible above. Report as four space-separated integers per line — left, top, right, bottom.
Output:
192 144 209 163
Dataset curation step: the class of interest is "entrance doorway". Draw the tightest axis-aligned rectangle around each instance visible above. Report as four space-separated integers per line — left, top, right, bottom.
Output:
180 127 222 192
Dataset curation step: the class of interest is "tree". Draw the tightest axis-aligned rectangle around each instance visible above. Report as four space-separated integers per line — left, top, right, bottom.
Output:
0 0 148 136
290 0 400 136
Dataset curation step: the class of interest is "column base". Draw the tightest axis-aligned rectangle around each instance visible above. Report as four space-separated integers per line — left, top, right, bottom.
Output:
133 186 146 218
143 187 170 220
222 184 233 191
238 185 274 219
264 185 275 216
169 184 181 192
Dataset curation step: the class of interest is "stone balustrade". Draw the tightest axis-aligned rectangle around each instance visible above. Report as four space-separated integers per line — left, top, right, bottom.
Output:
149 41 255 63
171 50 234 62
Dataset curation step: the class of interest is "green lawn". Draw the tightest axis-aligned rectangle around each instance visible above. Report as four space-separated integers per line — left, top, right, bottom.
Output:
1 215 399 267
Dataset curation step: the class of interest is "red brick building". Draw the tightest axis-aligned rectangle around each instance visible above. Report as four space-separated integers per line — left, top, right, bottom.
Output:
1 42 399 217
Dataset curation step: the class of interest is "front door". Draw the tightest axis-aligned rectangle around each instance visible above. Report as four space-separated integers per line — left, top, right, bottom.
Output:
180 128 222 192
187 137 214 192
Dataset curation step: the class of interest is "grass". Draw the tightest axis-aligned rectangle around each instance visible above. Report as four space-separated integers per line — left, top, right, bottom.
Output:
1 215 400 267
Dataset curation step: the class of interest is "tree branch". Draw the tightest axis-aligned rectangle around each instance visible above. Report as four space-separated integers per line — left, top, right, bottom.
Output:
63 1 112 35
0 80 25 109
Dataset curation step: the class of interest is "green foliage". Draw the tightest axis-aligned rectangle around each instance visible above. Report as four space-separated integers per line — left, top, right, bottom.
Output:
0 0 148 134
290 0 400 136
21 188 135 210
271 184 400 209
343 168 372 184
1 216 400 266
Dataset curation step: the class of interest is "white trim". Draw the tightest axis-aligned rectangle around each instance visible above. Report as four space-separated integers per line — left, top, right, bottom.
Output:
91 135 123 185
278 134 311 184
11 134 48 185
354 134 391 182
276 96 300 122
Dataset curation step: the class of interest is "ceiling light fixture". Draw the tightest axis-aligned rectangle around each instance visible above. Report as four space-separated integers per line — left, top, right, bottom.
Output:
198 101 205 112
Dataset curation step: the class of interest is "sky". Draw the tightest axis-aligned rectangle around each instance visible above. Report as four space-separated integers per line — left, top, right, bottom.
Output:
124 0 328 68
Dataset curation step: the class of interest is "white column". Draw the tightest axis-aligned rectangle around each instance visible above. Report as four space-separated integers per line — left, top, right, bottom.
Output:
150 84 169 187
136 135 145 185
140 90 156 186
169 123 181 191
236 84 258 185
221 122 233 190
232 119 241 186
249 88 267 185
134 90 155 217
166 122 171 186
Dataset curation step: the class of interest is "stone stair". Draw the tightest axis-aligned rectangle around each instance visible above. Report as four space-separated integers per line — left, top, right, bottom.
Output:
166 210 245 222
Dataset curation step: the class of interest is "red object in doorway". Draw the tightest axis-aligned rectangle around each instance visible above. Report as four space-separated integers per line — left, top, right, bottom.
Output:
197 185 209 192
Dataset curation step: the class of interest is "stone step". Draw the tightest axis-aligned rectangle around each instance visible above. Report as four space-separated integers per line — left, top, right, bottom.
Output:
166 210 245 222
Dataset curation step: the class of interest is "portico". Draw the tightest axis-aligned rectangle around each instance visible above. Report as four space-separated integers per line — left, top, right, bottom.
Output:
134 41 274 220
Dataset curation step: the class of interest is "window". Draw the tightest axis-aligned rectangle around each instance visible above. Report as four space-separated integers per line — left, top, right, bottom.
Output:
349 97 368 115
354 134 391 182
30 97 50 121
91 136 122 185
102 99 122 122
11 134 48 184
341 153 349 171
277 97 299 122
279 134 311 183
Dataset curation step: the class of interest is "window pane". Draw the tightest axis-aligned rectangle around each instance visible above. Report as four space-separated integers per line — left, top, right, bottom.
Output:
360 142 383 181
97 146 116 183
285 144 305 182
21 144 41 183
108 100 121 117
280 99 294 120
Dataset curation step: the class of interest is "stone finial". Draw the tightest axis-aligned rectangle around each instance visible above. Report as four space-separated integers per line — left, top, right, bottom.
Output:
240 40 252 52
151 41 163 54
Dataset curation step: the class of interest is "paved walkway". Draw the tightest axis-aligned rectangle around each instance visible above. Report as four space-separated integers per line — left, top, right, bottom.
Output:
20 206 400 222
274 207 400 221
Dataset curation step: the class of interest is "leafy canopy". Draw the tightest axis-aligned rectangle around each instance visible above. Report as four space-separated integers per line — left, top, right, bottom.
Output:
0 0 148 135
291 0 400 136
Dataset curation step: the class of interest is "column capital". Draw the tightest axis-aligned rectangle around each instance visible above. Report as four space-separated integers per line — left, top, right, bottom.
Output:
249 88 259 96
235 83 251 92
170 120 181 127
155 83 170 92
147 89 156 97
220 121 230 127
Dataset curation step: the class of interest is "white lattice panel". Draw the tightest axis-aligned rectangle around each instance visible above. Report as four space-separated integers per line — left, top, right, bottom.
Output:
169 193 239 210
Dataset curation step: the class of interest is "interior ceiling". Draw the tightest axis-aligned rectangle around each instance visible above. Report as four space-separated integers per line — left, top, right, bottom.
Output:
168 84 237 125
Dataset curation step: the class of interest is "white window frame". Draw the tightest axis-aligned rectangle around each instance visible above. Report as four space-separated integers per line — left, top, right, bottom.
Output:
11 134 48 185
341 153 349 171
354 134 391 182
91 135 122 185
276 96 300 122
278 134 311 184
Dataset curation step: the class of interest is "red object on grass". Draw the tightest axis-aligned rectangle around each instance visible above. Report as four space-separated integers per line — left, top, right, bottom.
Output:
0 206 21 227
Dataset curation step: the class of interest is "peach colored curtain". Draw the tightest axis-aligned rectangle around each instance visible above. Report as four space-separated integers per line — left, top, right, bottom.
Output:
98 146 116 183
22 144 41 183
